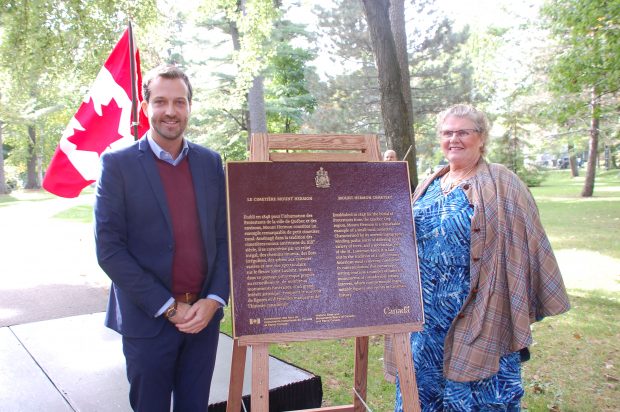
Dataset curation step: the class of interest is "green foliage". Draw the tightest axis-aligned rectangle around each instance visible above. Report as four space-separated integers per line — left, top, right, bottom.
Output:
487 105 548 187
265 42 317 133
0 0 159 187
408 1 474 116
307 0 473 160
541 0 620 195
195 1 318 146
188 109 249 161
542 0 620 96
200 0 280 97
1 0 158 84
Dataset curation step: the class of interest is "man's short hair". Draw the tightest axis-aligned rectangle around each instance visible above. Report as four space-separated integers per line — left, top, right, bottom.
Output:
142 65 193 103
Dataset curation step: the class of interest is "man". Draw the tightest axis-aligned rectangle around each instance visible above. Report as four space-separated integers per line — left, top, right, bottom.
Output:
383 149 397 161
94 65 229 411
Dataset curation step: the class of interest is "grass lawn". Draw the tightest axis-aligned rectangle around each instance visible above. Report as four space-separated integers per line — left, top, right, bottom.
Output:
0 189 55 206
522 170 620 411
532 170 620 260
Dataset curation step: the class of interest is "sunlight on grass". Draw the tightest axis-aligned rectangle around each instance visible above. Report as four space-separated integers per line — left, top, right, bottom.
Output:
533 171 620 259
0 190 55 206
52 205 94 223
556 249 620 295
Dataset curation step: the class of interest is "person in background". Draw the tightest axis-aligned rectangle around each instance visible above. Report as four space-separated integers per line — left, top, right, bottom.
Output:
94 65 229 412
387 104 570 411
383 149 398 161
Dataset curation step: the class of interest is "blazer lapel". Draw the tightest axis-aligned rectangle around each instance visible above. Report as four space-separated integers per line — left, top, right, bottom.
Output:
137 138 174 234
187 144 211 238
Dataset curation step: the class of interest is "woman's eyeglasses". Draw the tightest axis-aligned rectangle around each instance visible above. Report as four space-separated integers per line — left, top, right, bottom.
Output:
440 129 479 139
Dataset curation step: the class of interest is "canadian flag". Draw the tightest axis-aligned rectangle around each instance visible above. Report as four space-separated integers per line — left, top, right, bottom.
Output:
42 28 149 198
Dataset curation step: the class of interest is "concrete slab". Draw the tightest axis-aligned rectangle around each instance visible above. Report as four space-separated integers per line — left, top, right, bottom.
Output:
6 313 319 411
9 313 131 411
0 327 72 411
0 283 108 328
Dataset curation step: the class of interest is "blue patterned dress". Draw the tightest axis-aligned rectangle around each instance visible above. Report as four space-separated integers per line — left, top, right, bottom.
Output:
395 179 523 412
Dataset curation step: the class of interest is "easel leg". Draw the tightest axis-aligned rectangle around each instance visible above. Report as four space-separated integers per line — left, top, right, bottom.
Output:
226 340 247 412
251 343 270 412
353 336 368 412
393 333 421 412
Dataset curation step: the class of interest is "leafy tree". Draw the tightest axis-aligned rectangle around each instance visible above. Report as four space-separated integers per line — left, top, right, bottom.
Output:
0 119 6 194
307 0 388 135
362 0 417 186
406 0 473 173
199 0 279 140
0 0 158 189
487 102 546 187
308 0 472 181
265 39 317 133
197 0 317 154
542 0 620 196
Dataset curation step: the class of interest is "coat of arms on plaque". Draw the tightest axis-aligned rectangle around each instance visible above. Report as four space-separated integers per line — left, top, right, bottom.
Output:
315 167 330 188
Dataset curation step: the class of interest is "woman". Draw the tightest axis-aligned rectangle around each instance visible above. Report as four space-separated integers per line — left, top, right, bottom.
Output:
388 104 570 411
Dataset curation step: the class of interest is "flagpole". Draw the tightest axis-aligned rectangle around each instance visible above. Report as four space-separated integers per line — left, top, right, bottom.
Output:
128 21 140 141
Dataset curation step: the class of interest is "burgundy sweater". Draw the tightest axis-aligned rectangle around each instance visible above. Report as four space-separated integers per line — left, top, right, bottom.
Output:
156 157 206 294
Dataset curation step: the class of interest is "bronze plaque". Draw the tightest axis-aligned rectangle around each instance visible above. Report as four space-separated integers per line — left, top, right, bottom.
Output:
226 162 423 340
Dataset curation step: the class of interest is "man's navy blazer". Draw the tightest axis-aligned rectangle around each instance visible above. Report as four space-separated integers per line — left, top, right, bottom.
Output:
94 137 230 338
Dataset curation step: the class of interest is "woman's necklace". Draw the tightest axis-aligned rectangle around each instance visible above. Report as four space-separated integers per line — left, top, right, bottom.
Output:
440 163 478 194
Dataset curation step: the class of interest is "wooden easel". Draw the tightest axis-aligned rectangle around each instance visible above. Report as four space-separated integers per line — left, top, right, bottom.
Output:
226 133 421 412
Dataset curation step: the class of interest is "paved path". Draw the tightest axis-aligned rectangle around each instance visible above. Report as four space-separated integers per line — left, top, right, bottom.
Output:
0 192 108 327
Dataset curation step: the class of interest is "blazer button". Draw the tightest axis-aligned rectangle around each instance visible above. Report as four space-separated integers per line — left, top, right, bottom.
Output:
463 183 470 190
473 257 480 262
472 287 479 294
469 204 475 209
457 313 465 319
473 228 481 232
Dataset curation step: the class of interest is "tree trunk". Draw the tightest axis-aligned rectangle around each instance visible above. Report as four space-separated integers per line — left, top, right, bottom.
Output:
229 19 251 148
581 88 599 197
25 125 40 189
389 0 414 132
0 120 8 194
240 0 269 148
248 76 267 135
362 0 418 188
603 144 610 170
568 143 578 177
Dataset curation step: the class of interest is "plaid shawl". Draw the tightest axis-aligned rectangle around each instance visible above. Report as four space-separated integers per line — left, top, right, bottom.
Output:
384 161 570 382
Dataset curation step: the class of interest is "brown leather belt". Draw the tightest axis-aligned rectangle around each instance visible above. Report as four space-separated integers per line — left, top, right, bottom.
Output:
174 293 199 305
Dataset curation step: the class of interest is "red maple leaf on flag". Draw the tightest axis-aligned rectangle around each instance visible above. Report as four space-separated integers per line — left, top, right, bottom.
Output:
43 27 149 198
67 98 124 155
